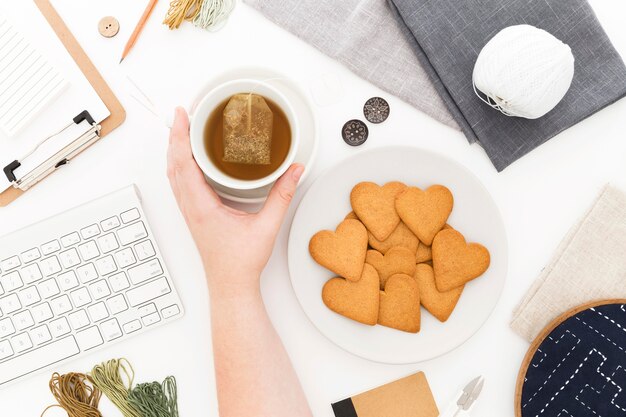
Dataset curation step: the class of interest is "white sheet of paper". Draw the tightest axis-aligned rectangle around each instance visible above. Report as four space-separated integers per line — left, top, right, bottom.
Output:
0 2 110 192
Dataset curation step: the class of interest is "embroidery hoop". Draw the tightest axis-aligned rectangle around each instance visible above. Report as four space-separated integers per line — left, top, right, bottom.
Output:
515 299 626 416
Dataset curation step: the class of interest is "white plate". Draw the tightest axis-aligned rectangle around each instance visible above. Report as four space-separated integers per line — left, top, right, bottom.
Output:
190 67 319 204
287 146 508 364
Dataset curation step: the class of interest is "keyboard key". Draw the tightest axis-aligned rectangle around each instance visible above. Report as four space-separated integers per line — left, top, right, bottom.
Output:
126 277 171 307
21 248 41 264
29 325 52 345
0 340 13 360
31 303 53 323
87 302 108 322
97 234 119 254
95 256 117 276
59 248 81 269
108 272 130 292
13 311 34 331
41 240 61 255
0 294 21 314
11 333 33 353
138 303 156 317
40 257 62 276
78 241 100 261
122 319 141 334
38 278 60 299
17 286 40 307
58 271 79 291
49 317 71 338
121 208 141 224
50 294 72 315
0 317 15 337
60 232 81 248
0 336 79 385
141 312 161 326
76 264 98 283
117 222 148 246
114 248 136 269
80 224 101 239
75 326 103 351
134 240 156 261
89 280 111 300
107 294 128 315
70 288 91 308
1 256 21 272
1 271 23 292
68 310 90 330
127 259 163 285
21 264 43 284
161 304 181 319
101 216 120 231
100 318 122 341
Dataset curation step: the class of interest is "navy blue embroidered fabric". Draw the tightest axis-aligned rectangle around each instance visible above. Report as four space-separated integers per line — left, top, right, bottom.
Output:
521 304 626 417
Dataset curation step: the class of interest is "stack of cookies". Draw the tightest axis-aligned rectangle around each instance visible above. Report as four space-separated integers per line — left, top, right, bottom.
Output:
309 182 490 333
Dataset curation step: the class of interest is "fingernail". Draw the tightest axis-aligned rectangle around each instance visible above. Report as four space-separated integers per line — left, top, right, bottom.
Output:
292 164 305 182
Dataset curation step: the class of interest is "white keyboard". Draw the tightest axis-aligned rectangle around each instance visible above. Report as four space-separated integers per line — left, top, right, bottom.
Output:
0 185 184 386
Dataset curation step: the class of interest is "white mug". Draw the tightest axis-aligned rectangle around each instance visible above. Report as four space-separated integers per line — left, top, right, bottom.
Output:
190 79 300 190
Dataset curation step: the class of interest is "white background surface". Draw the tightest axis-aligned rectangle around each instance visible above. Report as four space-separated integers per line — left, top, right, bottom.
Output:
0 1 625 416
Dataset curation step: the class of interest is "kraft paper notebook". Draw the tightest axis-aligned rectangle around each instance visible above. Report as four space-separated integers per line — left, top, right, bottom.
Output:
0 0 125 207
331 372 439 417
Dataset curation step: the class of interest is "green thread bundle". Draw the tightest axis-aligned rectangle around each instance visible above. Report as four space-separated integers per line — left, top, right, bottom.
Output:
42 358 180 417
128 376 179 417
89 358 142 417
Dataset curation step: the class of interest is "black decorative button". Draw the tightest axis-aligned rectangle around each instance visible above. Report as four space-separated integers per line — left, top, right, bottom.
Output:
342 119 369 146
363 97 390 124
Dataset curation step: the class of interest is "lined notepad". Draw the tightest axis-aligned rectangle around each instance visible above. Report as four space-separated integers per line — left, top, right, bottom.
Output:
0 13 67 136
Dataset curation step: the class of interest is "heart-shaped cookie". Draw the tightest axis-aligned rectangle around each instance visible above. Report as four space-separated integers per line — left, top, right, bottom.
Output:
351 181 407 241
309 219 368 282
415 242 432 263
432 229 490 292
368 221 419 255
378 273 421 333
366 247 416 289
415 263 463 322
395 185 454 245
322 264 380 325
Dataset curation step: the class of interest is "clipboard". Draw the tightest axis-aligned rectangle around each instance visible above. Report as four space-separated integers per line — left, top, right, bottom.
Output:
0 0 125 207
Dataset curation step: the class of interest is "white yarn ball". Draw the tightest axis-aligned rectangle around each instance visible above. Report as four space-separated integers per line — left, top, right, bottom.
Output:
472 24 575 119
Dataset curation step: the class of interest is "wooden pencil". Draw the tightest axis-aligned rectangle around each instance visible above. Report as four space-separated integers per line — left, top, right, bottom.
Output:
120 0 159 63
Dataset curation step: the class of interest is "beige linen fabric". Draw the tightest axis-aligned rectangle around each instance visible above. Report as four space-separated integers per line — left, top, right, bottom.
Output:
511 185 626 342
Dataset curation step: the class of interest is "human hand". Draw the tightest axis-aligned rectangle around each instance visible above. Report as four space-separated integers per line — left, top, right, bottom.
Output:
166 107 304 298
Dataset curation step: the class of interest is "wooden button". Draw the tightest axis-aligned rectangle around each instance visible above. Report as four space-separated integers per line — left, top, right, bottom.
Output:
98 16 120 38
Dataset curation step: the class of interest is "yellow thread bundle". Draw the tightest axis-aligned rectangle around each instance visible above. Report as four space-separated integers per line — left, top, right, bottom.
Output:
163 0 203 29
41 372 102 417
89 358 143 417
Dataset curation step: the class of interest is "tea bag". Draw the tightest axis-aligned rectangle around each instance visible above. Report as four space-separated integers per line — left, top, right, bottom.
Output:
223 93 273 165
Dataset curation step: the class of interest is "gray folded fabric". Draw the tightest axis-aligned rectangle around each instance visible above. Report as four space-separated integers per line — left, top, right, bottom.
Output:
511 185 626 342
389 0 626 171
243 0 458 129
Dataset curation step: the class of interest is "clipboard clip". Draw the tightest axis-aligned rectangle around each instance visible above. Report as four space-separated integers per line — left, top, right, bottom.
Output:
3 110 101 192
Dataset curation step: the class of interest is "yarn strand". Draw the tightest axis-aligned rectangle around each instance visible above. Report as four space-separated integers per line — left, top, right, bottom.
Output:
128 376 179 417
41 372 103 417
193 0 235 31
89 358 143 417
163 0 203 29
